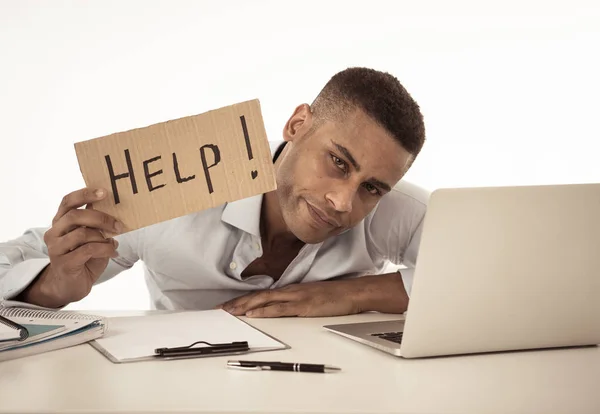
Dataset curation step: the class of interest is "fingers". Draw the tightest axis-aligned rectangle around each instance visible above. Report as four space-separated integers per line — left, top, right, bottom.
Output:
48 227 117 256
54 187 107 224
218 293 256 312
245 302 303 318
58 240 119 270
221 290 297 316
51 208 123 237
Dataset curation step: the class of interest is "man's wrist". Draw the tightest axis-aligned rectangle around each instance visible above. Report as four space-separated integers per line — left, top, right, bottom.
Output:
352 271 409 314
17 265 65 308
14 265 46 303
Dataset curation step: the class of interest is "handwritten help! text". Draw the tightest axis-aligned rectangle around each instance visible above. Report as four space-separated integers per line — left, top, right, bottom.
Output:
105 116 257 204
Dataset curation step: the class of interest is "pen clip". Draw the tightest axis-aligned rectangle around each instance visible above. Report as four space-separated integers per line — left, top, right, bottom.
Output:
227 363 262 371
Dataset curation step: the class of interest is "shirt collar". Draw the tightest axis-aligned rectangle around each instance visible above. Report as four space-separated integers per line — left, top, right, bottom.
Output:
221 194 264 237
221 141 285 237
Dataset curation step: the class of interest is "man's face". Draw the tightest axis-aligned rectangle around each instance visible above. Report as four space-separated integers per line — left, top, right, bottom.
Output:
275 104 412 244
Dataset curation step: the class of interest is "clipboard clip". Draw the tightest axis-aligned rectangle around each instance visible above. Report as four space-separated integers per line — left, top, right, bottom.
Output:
154 340 250 359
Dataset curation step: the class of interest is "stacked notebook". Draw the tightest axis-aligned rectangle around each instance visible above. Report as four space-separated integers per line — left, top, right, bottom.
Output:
0 300 107 362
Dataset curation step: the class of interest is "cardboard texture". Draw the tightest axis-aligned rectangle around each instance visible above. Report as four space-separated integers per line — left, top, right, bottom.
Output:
74 99 276 233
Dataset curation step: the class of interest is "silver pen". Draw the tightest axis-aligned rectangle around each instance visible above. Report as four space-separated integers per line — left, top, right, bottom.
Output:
227 360 341 373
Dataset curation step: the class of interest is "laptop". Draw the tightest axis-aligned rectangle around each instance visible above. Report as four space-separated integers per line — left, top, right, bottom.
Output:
324 183 600 358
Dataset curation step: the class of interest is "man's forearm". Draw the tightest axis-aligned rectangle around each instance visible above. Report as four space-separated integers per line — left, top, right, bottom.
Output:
353 271 409 314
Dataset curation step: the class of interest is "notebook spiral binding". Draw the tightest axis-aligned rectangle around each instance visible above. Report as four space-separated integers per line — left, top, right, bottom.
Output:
0 315 30 341
0 307 99 321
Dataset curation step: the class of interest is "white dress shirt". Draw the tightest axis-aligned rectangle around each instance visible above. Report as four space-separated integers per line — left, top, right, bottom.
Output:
0 142 429 310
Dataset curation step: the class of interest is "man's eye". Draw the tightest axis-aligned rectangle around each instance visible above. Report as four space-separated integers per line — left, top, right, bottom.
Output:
331 155 347 171
363 183 381 196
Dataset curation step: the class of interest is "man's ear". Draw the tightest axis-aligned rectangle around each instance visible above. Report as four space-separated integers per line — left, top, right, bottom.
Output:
282 103 313 143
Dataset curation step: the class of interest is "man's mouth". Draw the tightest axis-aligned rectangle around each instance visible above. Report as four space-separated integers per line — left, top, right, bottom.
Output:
305 201 340 229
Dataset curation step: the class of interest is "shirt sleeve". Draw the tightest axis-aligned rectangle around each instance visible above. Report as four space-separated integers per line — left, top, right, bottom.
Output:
0 227 140 301
365 180 429 295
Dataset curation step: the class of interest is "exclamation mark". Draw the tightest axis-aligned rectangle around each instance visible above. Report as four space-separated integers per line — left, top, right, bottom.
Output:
240 115 258 179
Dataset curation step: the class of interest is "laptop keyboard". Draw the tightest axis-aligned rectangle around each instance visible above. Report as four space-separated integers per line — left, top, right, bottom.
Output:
371 331 404 344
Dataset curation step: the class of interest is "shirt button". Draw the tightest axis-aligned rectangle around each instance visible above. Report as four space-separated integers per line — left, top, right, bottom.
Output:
254 243 261 251
229 261 237 270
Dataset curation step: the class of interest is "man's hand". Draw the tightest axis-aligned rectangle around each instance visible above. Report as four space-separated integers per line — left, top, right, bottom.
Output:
218 272 409 318
19 187 123 308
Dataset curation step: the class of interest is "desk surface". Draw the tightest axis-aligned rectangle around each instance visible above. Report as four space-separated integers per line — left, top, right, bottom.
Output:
0 311 598 414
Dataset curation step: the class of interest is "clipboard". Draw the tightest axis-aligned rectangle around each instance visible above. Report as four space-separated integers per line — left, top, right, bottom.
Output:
90 310 289 363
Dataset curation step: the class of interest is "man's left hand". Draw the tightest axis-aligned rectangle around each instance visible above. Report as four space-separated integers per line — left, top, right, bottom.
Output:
218 279 363 318
217 272 409 318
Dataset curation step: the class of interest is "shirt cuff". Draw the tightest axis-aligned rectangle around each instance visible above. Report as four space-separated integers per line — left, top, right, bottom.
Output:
398 267 414 297
0 258 50 300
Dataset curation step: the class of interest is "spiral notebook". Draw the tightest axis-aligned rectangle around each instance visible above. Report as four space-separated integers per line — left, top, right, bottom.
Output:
0 300 107 362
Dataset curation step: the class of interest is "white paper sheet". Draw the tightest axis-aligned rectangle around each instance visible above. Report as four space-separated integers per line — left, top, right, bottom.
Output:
91 309 287 362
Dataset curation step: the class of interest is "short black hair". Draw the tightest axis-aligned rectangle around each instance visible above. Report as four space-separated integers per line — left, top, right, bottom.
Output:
311 67 425 160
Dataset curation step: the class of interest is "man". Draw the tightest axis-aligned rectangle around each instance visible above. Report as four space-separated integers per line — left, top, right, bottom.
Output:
0 67 429 318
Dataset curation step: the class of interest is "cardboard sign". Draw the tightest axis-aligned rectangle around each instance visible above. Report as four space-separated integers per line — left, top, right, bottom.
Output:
74 99 276 233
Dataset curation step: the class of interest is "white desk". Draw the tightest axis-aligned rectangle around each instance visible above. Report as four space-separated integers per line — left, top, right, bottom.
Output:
0 311 598 414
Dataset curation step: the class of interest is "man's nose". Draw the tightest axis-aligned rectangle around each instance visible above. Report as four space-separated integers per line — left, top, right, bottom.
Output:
325 185 356 213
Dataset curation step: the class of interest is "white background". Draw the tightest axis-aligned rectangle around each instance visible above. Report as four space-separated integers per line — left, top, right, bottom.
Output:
1 0 598 310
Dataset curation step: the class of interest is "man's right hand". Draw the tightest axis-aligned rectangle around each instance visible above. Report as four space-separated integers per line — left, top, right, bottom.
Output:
20 188 123 308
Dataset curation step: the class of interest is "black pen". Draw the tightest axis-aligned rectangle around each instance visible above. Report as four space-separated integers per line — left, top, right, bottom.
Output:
227 360 341 373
